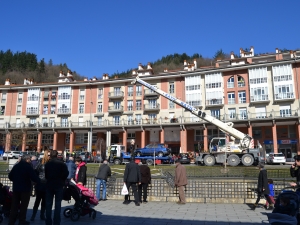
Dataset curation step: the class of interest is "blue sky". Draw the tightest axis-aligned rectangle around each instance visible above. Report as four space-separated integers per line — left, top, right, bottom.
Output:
1 0 299 79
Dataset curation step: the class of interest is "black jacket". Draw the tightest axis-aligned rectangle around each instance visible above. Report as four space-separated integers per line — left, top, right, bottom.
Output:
123 161 141 183
35 161 47 191
96 164 111 181
290 166 300 186
257 168 270 195
9 160 40 192
139 165 151 184
76 165 87 185
45 158 69 189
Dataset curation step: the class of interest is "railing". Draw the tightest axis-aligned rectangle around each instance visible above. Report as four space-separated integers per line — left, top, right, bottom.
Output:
136 91 142 96
58 95 71 100
28 96 39 101
108 91 124 98
97 108 103 113
250 95 269 102
144 103 160 110
275 92 295 100
144 89 158 95
128 92 133 97
79 95 85 100
108 106 123 111
238 81 245 87
57 108 71 114
18 98 22 103
26 109 39 115
206 99 223 106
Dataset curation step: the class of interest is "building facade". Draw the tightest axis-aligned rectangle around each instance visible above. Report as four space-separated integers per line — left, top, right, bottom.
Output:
1 47 300 160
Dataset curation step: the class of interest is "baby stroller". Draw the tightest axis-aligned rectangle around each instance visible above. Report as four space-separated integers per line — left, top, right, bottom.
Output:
63 181 98 221
0 184 14 223
267 187 300 225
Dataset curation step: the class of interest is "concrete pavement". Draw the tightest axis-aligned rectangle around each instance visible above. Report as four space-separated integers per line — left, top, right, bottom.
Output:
4 198 272 225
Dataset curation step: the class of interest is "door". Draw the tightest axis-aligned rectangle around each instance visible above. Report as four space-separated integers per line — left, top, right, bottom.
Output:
280 148 292 161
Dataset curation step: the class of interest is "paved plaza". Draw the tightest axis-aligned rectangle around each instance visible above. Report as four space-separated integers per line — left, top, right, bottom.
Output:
4 198 272 225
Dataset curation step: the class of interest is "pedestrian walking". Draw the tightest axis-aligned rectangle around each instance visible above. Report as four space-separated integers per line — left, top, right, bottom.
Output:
30 150 50 221
123 156 141 206
252 163 273 210
174 159 187 204
74 157 87 185
138 159 151 203
290 155 300 187
45 150 69 225
66 156 76 181
95 159 111 201
8 155 40 225
264 179 275 210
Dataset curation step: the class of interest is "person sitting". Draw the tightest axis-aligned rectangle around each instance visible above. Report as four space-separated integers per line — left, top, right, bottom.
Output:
272 196 297 216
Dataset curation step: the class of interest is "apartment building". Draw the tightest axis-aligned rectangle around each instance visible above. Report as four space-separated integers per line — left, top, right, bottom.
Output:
0 47 300 160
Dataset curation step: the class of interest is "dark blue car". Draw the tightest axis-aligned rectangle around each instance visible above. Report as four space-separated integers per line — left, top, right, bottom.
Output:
134 144 171 157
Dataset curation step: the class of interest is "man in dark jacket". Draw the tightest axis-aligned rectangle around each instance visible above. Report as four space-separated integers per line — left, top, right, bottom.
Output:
66 157 76 181
290 154 300 187
45 150 69 225
252 163 273 210
8 155 40 225
138 159 151 203
123 156 141 206
95 159 111 201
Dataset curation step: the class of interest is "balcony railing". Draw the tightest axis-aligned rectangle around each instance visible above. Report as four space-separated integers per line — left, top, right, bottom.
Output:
28 96 39 101
206 99 223 106
128 92 133 97
108 91 124 98
108 105 123 113
57 108 71 114
144 104 160 111
238 82 245 87
250 95 269 102
274 92 295 100
58 95 71 100
127 106 133 111
227 82 234 88
18 98 22 103
26 109 39 115
79 95 85 100
136 105 142 110
136 91 142 96
144 89 159 97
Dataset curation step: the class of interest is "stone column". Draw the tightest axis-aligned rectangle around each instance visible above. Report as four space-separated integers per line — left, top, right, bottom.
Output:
106 130 111 148
141 130 146 148
53 131 58 150
37 132 42 153
272 122 278 153
247 123 253 138
5 132 11 151
180 129 187 153
22 132 26 151
69 132 74 153
203 126 208 152
122 129 127 151
159 129 165 144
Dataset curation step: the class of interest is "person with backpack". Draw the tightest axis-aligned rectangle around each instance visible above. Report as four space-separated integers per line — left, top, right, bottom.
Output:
30 150 50 221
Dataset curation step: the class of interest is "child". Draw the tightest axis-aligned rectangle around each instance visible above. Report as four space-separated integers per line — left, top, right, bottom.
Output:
272 196 297 216
264 179 275 209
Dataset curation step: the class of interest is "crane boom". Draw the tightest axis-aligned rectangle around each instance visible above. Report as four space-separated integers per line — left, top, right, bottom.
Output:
132 76 252 149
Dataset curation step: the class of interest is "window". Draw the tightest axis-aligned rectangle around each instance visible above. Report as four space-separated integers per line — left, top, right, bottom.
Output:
61 117 68 127
227 77 234 88
42 118 48 127
274 84 294 100
169 100 175 109
148 114 157 124
78 116 84 127
238 91 246 103
148 99 157 109
136 86 142 96
210 109 220 119
195 130 204 141
75 133 85 144
17 105 21 115
255 106 266 119
127 115 133 125
135 114 141 125
250 87 268 102
127 132 135 140
114 87 121 96
136 100 142 110
239 108 247 120
29 118 36 126
113 116 120 125
79 89 85 100
127 100 133 111
249 67 267 84
186 93 201 106
43 105 48 114
51 105 56 114
228 93 235 104
0 106 5 115
280 105 291 117
272 64 293 82
18 92 23 103
42 134 54 144
114 101 121 109
205 72 222 89
1 93 6 103
228 108 236 119
185 75 201 91
65 134 70 144
128 86 133 96
98 88 103 99
253 128 262 139
237 76 245 87
97 102 102 113
97 117 103 126
51 91 57 100
44 91 49 101
79 104 84 113
49 117 55 126
169 82 175 93
16 118 21 128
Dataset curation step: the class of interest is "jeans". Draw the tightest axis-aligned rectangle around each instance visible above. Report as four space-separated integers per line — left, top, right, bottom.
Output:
8 191 31 225
96 179 107 200
45 187 63 225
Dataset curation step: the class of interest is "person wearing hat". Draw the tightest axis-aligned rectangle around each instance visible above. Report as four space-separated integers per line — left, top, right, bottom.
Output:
290 155 300 187
174 159 188 204
252 163 273 210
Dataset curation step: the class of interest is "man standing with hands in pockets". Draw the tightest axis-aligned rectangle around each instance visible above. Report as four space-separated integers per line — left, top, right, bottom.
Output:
123 156 141 206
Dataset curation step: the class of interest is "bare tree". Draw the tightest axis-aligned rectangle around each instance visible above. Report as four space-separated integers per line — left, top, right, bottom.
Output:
95 138 106 164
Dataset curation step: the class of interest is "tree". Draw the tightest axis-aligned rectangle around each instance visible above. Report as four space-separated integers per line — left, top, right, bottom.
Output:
95 138 106 164
214 49 226 60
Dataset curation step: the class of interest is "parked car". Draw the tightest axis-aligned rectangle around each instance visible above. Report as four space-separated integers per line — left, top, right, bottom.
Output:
79 152 93 162
3 151 21 160
266 153 286 165
134 144 171 157
178 153 190 164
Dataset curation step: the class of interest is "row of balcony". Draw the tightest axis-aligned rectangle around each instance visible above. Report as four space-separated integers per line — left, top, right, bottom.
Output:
3 110 300 130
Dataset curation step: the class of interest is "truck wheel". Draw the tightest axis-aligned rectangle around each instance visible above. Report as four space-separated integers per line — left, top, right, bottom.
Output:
114 159 121 165
146 159 154 166
227 154 240 166
203 155 215 166
241 154 254 166
157 152 164 157
136 151 142 157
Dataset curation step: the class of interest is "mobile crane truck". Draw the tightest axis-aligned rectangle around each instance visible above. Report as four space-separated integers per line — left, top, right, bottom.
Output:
131 76 261 166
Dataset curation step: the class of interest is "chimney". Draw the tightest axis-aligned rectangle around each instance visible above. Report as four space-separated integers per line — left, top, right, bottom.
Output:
164 68 168 72
240 49 245 58
184 60 187 66
250 46 254 56
194 59 197 69
290 50 294 58
147 62 152 70
294 51 297 58
138 63 143 70
132 70 137 76
102 73 106 80
276 48 279 53
30 79 33 84
59 71 64 77
24 78 28 85
4 78 10 85
84 77 88 81
92 76 97 81
230 51 235 59
67 70 73 77
114 76 118 79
